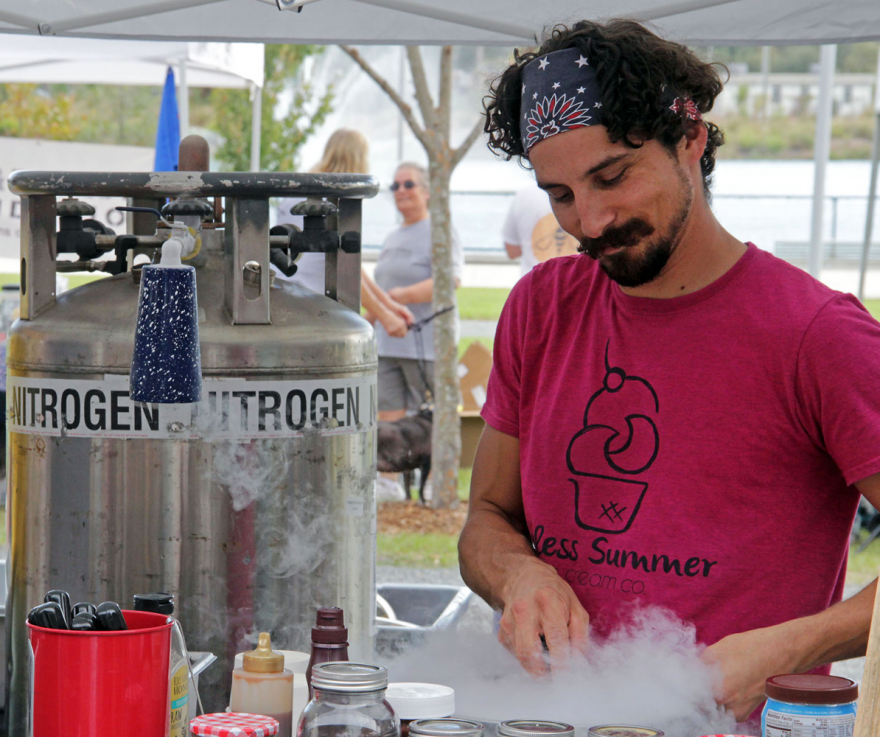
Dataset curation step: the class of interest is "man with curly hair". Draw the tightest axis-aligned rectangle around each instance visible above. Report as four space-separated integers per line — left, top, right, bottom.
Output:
459 19 880 723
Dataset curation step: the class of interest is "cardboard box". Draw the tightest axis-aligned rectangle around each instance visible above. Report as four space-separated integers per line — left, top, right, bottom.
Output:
458 341 493 414
458 342 492 467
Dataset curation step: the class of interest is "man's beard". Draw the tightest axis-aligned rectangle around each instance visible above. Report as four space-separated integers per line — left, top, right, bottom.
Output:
579 171 694 288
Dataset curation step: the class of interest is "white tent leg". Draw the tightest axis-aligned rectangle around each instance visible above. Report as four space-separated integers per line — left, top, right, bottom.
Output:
809 44 837 278
250 82 262 172
179 58 190 138
858 46 880 302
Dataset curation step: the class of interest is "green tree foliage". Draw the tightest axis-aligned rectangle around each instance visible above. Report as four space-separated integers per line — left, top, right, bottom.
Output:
698 42 879 74
0 84 82 140
70 85 162 147
209 45 334 172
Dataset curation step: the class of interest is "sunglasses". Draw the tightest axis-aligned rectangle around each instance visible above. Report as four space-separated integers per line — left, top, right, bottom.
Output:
390 180 418 192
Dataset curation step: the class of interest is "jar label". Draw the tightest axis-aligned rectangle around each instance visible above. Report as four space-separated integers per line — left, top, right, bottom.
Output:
762 698 857 737
170 663 190 737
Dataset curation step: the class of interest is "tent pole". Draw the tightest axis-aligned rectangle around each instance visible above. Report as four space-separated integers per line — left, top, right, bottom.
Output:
858 47 880 302
397 46 405 162
179 58 190 138
809 44 837 279
350 0 532 40
760 45 771 118
42 0 227 35
639 0 744 22
251 82 262 172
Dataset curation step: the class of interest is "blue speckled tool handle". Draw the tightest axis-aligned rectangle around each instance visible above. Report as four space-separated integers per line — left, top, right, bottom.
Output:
130 264 202 404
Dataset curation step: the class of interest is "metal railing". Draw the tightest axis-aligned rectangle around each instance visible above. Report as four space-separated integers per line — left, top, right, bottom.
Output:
361 190 880 264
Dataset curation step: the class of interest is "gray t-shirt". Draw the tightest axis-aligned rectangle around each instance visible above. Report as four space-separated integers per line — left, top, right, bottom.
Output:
373 217 464 360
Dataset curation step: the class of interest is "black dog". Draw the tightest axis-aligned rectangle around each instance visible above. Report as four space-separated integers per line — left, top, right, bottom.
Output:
377 407 432 503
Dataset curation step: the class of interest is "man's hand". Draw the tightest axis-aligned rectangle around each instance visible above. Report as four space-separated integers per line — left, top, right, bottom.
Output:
702 624 800 722
498 558 590 676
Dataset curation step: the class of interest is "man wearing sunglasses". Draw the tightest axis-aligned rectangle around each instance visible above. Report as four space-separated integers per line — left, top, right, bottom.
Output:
371 163 465 445
458 18 880 728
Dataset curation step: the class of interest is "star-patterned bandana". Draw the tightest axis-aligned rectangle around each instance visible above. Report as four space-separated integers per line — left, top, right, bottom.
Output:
520 47 604 154
520 47 705 155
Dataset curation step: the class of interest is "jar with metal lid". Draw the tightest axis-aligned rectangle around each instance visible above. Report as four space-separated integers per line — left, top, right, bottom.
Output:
386 683 455 737
499 722 574 737
761 674 858 737
409 719 485 737
587 727 665 737
299 662 399 737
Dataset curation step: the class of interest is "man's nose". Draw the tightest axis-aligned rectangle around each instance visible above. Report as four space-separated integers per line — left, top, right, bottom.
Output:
576 195 614 239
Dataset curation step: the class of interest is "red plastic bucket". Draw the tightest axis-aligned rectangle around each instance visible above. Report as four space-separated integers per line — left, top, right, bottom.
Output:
28 609 172 737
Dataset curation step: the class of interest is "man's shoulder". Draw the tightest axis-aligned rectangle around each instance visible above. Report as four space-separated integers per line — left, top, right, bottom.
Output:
746 245 847 316
507 254 602 311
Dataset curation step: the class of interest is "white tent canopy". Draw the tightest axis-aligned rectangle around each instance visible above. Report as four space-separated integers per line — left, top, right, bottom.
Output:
0 0 878 46
0 35 265 167
0 36 263 88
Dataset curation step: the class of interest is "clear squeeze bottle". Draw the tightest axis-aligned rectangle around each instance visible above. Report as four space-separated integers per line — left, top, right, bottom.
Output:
133 593 189 737
230 632 295 737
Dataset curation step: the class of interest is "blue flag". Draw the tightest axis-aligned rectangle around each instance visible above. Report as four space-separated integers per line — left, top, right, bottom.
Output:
154 67 180 171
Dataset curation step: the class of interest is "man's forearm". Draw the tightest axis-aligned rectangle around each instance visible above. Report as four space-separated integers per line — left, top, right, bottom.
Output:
795 578 877 669
458 504 548 611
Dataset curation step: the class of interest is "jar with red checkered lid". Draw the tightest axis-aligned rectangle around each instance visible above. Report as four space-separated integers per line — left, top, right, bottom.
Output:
189 712 279 736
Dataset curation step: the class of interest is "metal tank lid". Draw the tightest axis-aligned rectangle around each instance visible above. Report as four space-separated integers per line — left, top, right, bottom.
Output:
7 255 375 376
499 721 575 737
311 662 388 693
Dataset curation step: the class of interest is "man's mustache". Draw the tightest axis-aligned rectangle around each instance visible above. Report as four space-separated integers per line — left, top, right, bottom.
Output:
579 218 655 257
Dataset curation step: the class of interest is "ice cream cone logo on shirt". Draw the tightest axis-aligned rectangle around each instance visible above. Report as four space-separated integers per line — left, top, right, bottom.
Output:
566 342 659 534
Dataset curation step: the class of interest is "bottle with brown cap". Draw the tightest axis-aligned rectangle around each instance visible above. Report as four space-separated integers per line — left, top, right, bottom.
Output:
230 632 294 737
306 607 350 699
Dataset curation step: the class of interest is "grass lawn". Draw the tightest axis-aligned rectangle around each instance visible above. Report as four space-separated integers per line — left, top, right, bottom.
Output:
845 533 880 587
457 336 493 361
377 533 460 568
863 300 880 322
457 287 509 321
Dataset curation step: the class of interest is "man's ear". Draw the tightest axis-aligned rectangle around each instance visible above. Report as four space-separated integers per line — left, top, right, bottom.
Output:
682 121 709 161
680 122 708 167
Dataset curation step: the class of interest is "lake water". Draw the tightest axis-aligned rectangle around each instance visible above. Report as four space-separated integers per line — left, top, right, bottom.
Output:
357 159 880 261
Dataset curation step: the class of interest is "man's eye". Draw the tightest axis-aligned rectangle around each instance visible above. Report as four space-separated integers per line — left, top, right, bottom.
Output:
549 191 572 203
598 169 627 187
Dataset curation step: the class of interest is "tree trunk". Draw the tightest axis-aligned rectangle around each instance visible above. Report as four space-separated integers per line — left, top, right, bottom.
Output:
428 158 460 510
339 44 484 508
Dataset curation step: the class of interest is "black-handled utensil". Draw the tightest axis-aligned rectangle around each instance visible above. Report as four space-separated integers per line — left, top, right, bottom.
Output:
72 602 97 618
95 601 128 631
28 602 68 630
70 613 98 631
44 590 72 627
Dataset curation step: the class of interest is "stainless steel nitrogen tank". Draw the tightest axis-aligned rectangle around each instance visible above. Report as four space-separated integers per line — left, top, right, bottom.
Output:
4 165 380 732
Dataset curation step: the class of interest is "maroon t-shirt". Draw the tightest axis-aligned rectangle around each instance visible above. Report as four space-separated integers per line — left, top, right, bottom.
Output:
482 243 880 648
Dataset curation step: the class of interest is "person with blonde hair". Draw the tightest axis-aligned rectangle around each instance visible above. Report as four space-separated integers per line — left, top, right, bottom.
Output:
311 128 370 174
275 129 413 338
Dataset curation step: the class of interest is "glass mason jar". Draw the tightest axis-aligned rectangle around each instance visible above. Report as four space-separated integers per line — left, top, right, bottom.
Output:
298 662 399 737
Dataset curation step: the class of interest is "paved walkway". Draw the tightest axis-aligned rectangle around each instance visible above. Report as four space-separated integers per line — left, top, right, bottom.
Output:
461 320 497 339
